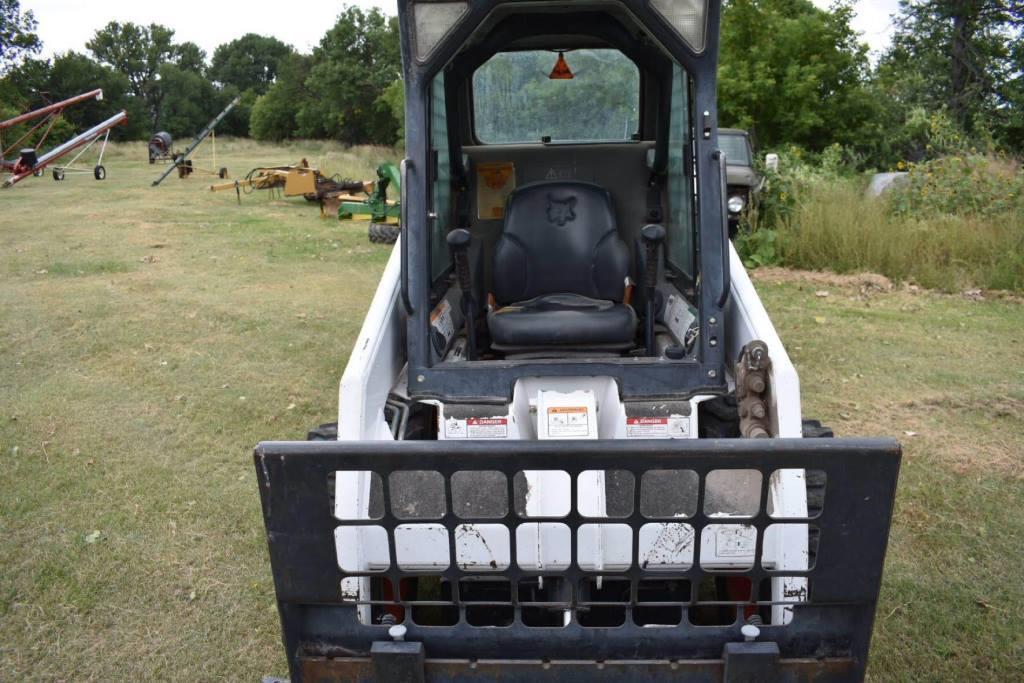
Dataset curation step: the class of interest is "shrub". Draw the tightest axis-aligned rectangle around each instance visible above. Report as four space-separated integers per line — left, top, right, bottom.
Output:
887 155 1023 218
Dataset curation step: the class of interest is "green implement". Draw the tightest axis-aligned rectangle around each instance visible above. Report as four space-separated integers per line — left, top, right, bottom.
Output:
338 162 401 223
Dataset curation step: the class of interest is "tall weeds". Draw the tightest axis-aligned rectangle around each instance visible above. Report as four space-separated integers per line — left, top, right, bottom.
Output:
774 182 1024 290
747 152 1024 291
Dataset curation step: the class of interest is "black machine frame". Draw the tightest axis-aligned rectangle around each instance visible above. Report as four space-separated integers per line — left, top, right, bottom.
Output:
398 0 732 404
256 437 901 682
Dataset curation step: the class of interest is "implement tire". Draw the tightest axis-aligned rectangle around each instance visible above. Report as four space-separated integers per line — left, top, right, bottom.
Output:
368 222 400 244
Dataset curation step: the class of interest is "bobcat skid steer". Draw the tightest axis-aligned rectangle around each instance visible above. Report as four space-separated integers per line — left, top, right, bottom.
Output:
254 1 901 681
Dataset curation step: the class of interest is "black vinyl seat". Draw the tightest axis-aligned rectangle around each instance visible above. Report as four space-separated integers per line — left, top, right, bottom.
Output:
487 181 637 351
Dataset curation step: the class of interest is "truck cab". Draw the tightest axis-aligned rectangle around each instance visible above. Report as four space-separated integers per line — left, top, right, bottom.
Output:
254 2 900 681
718 128 760 235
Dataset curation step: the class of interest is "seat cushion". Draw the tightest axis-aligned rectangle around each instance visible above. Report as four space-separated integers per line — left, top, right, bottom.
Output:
492 181 630 304
488 293 637 350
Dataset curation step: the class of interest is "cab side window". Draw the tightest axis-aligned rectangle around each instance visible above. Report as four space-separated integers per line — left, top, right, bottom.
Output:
430 73 452 282
666 64 695 280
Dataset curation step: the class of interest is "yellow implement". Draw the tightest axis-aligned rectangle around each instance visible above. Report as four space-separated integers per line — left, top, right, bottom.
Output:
209 163 320 197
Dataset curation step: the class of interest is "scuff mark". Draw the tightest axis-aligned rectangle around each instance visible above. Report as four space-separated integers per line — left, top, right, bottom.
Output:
642 523 694 569
456 523 498 570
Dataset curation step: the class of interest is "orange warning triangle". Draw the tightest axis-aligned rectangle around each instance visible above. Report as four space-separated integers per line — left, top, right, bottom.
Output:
549 52 574 80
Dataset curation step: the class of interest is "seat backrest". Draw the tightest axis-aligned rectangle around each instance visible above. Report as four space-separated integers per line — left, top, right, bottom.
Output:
492 181 630 304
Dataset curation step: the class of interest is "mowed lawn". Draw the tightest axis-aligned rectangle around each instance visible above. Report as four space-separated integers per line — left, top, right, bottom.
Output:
1 139 1022 681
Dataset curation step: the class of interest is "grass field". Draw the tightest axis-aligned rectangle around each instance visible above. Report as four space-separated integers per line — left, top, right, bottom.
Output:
1 139 1022 681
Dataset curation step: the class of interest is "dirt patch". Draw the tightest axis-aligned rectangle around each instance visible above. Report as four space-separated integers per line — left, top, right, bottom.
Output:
752 267 1022 304
751 267 893 292
839 393 1024 479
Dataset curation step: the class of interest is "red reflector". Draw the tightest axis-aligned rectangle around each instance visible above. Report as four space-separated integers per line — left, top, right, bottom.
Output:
549 52 574 80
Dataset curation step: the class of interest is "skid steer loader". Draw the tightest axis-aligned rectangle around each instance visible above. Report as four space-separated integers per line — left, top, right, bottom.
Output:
254 2 901 681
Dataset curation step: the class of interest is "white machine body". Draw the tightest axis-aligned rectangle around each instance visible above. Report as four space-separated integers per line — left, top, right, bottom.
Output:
335 241 809 624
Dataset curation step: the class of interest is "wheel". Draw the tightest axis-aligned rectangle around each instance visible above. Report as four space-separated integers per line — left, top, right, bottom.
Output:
801 419 832 520
218 167 228 179
368 222 401 244
52 168 65 181
93 165 106 180
33 168 43 177
307 423 338 441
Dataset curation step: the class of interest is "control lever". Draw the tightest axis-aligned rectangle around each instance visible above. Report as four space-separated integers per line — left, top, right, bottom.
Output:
640 224 666 356
447 229 477 360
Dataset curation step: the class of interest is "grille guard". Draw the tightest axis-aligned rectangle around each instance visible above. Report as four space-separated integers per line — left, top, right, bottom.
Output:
255 437 900 682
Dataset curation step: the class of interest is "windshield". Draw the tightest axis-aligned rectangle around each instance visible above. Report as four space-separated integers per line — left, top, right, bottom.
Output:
719 133 751 166
473 49 640 144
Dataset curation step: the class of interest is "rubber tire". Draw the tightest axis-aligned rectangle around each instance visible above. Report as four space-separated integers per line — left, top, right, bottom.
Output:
307 422 338 441
218 167 228 179
368 222 400 244
52 168 64 181
93 165 106 180
801 419 832 521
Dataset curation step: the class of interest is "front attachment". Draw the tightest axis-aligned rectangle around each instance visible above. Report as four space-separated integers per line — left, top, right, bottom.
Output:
254 438 900 683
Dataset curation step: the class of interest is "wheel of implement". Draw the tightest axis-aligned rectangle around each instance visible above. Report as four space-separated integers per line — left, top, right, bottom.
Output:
52 168 65 181
218 167 228 179
93 165 106 180
368 222 400 244
33 168 43 177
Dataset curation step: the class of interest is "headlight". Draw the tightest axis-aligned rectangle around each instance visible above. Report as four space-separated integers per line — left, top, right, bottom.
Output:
727 195 745 214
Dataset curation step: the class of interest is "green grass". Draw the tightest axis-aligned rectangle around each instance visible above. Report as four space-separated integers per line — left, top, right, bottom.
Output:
1 139 1023 681
773 180 1024 291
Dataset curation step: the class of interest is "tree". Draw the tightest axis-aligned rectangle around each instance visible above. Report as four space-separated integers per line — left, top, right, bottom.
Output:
0 0 40 74
86 22 177 128
379 78 405 144
157 62 226 137
210 34 292 95
718 0 875 153
48 51 149 139
250 53 314 141
175 41 207 75
301 6 402 144
879 0 1024 151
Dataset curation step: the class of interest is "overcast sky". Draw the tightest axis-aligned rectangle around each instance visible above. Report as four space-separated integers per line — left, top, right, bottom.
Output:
25 0 901 60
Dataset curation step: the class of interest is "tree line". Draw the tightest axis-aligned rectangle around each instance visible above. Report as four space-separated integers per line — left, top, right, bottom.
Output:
1 0 1021 167
0 3 400 145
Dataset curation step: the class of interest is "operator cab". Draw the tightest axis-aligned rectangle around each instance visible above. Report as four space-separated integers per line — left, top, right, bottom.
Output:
401 0 730 403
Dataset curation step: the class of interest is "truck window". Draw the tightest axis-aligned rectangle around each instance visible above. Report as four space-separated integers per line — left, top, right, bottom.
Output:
472 49 640 143
719 134 751 166
666 64 695 279
431 73 452 282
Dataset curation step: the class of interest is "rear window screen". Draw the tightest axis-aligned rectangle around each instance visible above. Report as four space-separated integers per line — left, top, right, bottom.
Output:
473 50 640 144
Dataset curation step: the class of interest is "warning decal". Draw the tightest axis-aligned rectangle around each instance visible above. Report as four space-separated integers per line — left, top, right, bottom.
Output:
477 162 515 219
430 299 455 344
715 526 757 557
547 406 590 438
467 417 508 439
626 416 690 439
445 415 509 439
